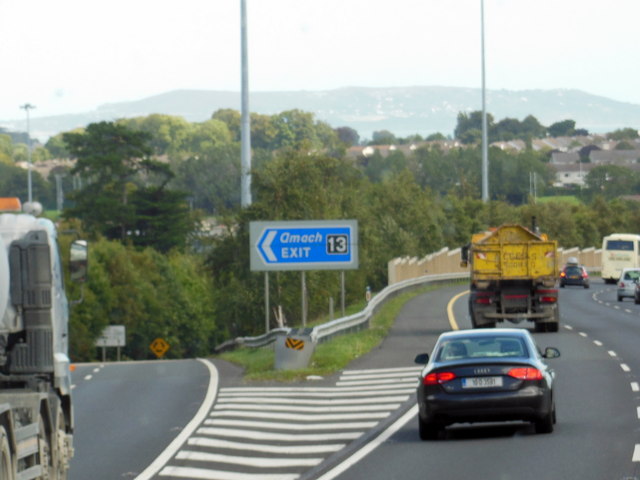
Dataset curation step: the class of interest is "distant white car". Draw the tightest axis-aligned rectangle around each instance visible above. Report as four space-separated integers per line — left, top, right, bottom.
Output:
617 268 640 301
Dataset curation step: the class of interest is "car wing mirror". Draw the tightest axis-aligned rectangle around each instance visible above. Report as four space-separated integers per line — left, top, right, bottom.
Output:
414 353 429 364
543 347 560 359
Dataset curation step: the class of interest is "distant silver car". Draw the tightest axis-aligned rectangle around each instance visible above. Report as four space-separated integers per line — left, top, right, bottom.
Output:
617 268 640 301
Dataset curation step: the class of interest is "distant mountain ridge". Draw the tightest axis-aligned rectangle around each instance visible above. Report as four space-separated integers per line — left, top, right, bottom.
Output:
3 86 640 141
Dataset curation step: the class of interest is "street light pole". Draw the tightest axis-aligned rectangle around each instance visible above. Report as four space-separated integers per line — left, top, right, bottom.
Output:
20 103 36 203
240 0 252 207
480 0 489 202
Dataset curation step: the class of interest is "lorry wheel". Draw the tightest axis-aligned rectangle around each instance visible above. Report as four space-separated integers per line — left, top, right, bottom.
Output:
54 408 69 480
38 413 53 480
0 426 15 480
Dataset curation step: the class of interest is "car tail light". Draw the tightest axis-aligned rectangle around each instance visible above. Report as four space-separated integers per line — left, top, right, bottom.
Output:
620 282 625 288
508 367 543 380
582 271 589 278
423 371 457 385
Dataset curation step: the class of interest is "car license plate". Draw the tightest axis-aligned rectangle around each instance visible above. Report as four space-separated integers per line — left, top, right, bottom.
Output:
462 376 503 388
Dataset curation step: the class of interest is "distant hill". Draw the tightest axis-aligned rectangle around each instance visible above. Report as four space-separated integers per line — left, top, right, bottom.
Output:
2 86 640 141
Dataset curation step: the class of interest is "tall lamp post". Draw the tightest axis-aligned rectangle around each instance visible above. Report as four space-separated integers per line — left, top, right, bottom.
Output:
480 0 489 202
20 103 36 203
240 0 252 207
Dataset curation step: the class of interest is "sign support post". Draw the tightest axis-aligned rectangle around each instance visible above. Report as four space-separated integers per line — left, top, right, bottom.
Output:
265 272 270 333
250 220 358 330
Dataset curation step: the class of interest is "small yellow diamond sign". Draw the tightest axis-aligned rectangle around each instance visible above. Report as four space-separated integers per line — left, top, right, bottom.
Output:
150 338 170 358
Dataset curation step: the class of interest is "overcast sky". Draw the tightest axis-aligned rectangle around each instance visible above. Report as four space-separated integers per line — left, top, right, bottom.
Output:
1 0 638 122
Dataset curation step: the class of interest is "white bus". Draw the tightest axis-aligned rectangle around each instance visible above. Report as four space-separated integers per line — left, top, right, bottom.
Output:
601 233 640 283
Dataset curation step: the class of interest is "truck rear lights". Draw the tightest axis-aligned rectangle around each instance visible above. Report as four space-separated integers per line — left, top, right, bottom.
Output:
474 292 493 304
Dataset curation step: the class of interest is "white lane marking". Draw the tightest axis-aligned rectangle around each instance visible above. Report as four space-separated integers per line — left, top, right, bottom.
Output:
340 370 422 381
84 375 92 381
135 359 219 480
621 364 631 372
336 377 419 387
626 309 633 313
594 340 603 346
633 445 640 462
188 437 344 454
159 466 298 480
316 405 419 480
564 325 574 330
342 366 423 375
204 418 377 431
176 450 323 468
221 384 414 394
579 332 588 337
636 407 640 420
608 351 617 357
209 410 390 422
614 306 621 310
632 382 639 392
218 389 412 398
93 367 100 373
197 426 361 442
214 403 401 413
216 395 410 406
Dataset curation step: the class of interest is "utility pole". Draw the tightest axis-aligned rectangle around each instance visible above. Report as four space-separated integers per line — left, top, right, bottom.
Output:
240 0 252 207
480 0 489 202
20 103 36 203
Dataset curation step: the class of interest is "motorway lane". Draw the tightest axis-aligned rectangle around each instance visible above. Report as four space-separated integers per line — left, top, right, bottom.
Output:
322 282 640 480
67 282 640 480
69 359 211 480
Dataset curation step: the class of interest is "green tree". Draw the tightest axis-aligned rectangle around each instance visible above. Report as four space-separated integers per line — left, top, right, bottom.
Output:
608 128 639 141
548 119 576 137
335 126 360 146
371 130 396 145
63 122 155 239
118 114 193 156
173 144 241 213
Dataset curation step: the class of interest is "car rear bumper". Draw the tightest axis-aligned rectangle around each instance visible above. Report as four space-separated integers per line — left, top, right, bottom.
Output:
418 386 552 425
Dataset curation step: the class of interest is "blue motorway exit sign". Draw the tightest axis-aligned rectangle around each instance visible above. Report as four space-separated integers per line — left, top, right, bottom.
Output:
250 220 358 271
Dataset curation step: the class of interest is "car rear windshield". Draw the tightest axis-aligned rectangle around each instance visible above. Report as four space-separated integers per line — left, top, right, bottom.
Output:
623 270 640 280
564 266 582 275
436 336 528 361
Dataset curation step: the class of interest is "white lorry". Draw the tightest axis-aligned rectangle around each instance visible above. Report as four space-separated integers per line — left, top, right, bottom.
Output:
0 197 87 479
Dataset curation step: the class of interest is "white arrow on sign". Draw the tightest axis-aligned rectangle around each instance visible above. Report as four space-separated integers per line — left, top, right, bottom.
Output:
260 230 278 262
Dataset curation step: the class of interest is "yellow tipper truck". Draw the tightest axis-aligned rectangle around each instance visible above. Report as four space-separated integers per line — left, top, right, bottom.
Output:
461 223 559 332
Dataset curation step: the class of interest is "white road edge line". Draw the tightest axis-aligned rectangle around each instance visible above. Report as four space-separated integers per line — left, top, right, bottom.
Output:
135 358 219 480
316 405 419 480
621 364 631 372
631 382 639 392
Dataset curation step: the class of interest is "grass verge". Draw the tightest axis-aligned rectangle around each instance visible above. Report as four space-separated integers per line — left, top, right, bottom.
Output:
218 282 453 382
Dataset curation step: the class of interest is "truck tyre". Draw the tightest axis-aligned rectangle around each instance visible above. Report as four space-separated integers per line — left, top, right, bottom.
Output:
54 407 69 480
0 426 15 480
39 413 53 480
